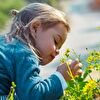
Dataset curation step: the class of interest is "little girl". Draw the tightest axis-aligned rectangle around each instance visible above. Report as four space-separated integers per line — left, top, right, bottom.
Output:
0 3 82 100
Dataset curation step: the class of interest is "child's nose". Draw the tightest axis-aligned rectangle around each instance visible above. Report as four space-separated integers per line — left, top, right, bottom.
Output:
55 49 59 56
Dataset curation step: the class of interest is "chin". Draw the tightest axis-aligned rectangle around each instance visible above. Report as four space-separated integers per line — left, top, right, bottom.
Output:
40 61 50 65
40 59 53 65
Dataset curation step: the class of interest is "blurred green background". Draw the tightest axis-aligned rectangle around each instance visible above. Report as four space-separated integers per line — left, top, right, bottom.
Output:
0 0 62 30
0 0 25 29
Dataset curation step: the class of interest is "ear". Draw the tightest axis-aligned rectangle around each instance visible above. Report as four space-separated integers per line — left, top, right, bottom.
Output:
29 21 42 33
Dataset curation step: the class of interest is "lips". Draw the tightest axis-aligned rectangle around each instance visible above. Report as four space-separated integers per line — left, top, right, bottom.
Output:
50 55 55 60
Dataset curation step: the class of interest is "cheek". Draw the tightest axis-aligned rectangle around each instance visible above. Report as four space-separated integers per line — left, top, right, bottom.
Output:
40 44 55 56
35 35 55 56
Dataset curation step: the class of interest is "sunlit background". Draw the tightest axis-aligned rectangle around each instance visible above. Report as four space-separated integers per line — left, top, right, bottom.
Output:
0 0 100 78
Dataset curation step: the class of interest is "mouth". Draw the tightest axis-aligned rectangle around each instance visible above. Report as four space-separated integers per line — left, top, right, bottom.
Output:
50 55 55 60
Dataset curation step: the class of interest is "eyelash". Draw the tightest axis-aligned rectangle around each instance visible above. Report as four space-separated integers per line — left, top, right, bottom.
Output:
54 39 58 46
54 38 61 49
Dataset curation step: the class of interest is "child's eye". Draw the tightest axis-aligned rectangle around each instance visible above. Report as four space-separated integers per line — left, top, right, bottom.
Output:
54 38 62 49
54 39 58 45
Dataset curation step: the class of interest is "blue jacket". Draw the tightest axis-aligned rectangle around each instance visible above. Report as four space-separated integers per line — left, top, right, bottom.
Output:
0 35 63 100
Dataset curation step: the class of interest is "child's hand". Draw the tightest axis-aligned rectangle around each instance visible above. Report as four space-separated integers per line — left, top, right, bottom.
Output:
57 60 83 81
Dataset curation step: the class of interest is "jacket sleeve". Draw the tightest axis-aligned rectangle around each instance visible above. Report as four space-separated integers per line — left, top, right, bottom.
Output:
14 49 63 100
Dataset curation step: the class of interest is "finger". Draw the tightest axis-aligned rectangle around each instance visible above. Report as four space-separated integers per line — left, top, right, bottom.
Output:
67 59 72 63
70 60 79 68
75 69 83 75
74 63 82 71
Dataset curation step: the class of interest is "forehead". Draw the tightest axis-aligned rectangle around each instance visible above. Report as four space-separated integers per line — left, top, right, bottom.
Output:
52 23 67 40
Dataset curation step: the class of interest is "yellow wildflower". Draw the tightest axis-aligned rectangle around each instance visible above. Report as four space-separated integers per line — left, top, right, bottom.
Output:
87 56 93 62
87 66 94 70
60 57 66 63
83 80 97 94
64 48 70 57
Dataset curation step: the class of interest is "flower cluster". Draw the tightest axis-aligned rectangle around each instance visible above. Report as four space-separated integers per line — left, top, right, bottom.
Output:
82 80 97 95
60 48 100 100
86 49 100 71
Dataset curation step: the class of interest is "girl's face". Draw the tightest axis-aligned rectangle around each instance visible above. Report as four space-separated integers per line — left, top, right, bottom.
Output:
34 23 67 65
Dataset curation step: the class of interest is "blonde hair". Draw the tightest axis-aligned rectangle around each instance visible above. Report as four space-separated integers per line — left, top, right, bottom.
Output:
8 3 70 57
